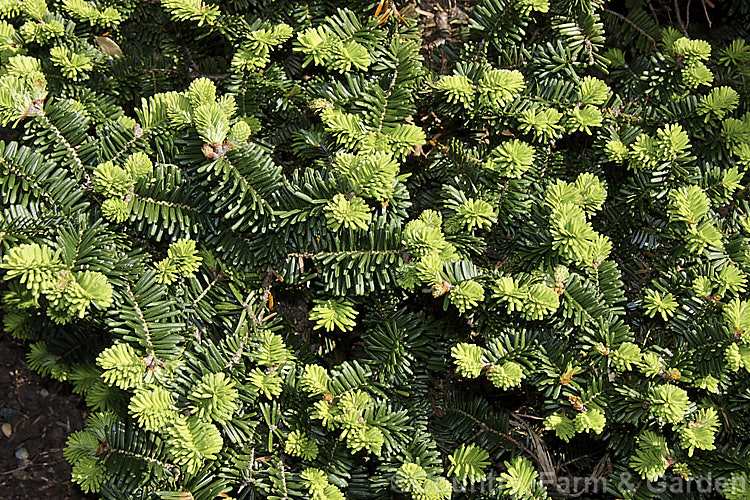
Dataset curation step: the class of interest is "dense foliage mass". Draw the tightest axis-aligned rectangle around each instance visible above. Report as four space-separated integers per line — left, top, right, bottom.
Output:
1 0 750 498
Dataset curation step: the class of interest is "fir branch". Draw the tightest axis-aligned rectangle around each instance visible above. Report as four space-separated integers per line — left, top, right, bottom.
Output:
36 112 91 184
603 7 657 47
131 193 198 213
288 249 401 259
446 407 537 463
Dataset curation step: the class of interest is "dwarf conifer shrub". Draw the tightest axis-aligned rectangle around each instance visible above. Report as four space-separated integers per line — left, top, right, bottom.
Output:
1 0 750 498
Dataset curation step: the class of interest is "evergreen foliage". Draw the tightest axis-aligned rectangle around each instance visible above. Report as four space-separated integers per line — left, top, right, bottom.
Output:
1 0 750 499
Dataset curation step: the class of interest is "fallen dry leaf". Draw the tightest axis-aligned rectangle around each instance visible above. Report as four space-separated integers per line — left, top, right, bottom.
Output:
94 36 124 57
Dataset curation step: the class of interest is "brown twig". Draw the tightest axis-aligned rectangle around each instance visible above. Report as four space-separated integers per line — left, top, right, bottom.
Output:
510 415 557 485
700 0 713 27
674 0 688 36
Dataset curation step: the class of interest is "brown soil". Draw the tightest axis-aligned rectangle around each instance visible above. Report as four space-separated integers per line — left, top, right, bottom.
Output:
0 340 89 500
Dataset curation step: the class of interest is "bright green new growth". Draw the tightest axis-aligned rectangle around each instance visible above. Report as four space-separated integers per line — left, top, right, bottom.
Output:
493 277 560 320
500 456 539 498
167 416 223 474
188 372 239 422
285 429 319 460
629 430 672 481
448 443 490 485
486 360 525 390
296 26 370 73
544 413 576 442
129 386 178 432
301 467 346 500
669 185 710 224
156 239 202 284
649 384 691 424
678 407 720 457
643 289 679 321
309 298 358 332
453 198 497 231
97 343 145 390
93 161 133 198
448 279 485 313
324 193 371 232
1 243 63 296
1 0 750 498
451 342 486 378
395 462 451 500
574 408 606 435
1 243 113 324
485 139 535 178
50 46 93 80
